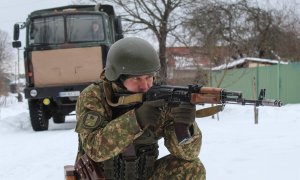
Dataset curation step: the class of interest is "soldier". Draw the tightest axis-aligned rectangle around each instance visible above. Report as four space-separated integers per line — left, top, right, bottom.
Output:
75 37 206 179
90 21 103 40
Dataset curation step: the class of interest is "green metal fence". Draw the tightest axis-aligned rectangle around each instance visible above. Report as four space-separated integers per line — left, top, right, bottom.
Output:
210 62 300 104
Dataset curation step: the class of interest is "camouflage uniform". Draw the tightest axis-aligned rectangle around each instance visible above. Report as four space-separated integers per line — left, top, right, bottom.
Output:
75 75 206 179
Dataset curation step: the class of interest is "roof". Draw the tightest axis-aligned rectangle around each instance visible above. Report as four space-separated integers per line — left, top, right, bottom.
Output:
166 47 211 69
29 4 115 17
212 57 289 70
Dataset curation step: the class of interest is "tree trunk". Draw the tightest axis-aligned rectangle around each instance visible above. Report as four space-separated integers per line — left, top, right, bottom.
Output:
158 40 167 84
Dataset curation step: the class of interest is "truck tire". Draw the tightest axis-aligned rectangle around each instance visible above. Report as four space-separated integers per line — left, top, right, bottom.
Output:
53 113 66 124
28 100 50 131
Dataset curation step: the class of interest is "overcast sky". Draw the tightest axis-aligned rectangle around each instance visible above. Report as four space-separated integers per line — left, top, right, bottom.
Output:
0 0 74 37
0 0 74 73
0 0 299 73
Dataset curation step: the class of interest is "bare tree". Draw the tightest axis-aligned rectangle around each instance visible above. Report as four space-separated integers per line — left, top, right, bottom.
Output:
0 29 12 95
184 0 300 62
184 0 246 63
237 0 300 61
78 0 199 84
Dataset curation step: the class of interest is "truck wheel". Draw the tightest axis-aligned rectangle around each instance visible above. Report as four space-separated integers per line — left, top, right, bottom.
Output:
28 100 49 131
53 113 66 124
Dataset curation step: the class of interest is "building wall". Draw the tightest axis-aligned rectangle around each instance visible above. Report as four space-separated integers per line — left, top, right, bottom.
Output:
167 69 208 86
167 69 198 85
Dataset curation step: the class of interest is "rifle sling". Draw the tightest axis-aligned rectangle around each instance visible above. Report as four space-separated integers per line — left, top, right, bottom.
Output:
195 105 224 118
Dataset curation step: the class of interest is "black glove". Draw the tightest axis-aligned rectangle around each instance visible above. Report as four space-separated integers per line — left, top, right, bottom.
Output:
171 102 196 126
171 102 196 144
135 100 165 129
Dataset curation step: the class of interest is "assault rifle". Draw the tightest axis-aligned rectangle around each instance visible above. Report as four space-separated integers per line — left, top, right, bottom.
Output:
111 84 282 109
111 84 282 144
144 84 282 107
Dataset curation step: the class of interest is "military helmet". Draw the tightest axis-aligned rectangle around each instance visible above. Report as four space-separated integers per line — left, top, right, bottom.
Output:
105 37 160 81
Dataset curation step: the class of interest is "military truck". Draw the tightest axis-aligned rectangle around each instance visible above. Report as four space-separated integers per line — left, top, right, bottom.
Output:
12 4 123 131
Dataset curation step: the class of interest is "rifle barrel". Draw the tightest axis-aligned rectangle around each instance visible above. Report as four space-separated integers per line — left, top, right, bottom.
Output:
261 99 282 107
223 98 282 107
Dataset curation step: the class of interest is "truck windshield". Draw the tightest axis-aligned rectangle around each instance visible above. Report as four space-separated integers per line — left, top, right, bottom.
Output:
29 14 105 45
29 16 64 45
66 14 105 42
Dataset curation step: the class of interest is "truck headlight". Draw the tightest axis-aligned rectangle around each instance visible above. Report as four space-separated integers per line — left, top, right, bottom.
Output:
30 89 37 97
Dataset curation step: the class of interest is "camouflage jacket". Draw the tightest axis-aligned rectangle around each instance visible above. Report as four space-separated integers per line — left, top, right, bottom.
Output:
75 76 202 163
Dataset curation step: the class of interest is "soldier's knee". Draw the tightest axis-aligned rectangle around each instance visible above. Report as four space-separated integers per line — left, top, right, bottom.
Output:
151 155 206 179
175 156 206 177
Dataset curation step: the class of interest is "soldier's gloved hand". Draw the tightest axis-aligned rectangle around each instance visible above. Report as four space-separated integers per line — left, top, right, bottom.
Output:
135 100 165 129
171 102 196 126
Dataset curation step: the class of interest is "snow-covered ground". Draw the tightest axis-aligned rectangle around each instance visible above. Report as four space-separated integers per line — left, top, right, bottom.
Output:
0 94 299 180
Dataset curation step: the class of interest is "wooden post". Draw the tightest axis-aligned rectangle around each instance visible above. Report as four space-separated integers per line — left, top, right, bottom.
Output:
254 106 259 124
252 77 259 124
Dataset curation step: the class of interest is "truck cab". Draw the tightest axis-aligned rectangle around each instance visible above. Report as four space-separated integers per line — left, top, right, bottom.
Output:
12 4 123 131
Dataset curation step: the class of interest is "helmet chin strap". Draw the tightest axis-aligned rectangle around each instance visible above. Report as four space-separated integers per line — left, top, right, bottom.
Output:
114 75 128 89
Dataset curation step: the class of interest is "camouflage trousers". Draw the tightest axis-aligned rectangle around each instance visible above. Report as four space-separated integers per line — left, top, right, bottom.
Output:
149 155 206 180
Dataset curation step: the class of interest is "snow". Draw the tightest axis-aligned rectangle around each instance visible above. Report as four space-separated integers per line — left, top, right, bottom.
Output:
212 57 289 70
0 95 299 180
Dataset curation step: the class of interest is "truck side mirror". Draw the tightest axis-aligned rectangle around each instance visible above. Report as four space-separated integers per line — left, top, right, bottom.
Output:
13 24 20 41
114 16 123 41
12 41 21 48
